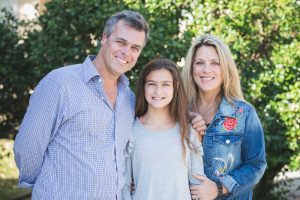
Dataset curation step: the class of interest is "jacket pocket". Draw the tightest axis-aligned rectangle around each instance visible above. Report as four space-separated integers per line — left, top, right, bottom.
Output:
213 134 242 145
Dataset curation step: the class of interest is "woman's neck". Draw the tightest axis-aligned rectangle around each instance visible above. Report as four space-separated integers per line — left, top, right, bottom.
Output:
198 91 220 107
197 91 221 124
140 108 175 131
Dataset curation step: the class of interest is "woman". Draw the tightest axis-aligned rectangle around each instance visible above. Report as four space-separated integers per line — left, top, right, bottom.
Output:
182 34 267 200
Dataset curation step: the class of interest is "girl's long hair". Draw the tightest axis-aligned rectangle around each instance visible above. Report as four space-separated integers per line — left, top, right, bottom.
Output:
135 58 191 158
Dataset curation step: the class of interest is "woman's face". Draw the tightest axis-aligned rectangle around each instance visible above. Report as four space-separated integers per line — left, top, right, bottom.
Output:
192 45 223 95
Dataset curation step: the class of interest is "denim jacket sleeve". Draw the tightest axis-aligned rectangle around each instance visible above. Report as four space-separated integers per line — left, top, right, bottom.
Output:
13 76 65 188
218 106 267 195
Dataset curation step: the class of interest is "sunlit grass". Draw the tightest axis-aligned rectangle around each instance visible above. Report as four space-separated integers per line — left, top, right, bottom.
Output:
0 139 31 200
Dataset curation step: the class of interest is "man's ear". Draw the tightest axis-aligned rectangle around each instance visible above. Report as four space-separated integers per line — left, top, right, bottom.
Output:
101 33 108 45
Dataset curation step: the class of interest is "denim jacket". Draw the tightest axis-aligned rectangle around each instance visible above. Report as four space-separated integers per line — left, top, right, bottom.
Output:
203 98 267 200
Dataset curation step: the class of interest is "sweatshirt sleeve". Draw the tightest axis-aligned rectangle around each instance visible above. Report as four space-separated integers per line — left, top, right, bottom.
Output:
122 133 135 200
189 128 205 185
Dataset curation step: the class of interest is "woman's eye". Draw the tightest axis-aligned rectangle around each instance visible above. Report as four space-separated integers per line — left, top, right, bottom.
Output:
195 61 204 65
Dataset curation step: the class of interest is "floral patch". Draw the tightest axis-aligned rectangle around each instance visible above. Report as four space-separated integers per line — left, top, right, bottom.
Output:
213 155 234 177
223 117 238 131
221 107 244 131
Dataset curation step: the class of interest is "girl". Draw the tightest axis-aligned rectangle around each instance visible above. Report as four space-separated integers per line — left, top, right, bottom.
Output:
122 59 205 200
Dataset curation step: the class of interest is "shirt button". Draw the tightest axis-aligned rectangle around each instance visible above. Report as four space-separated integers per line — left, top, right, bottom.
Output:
99 79 102 83
226 139 230 144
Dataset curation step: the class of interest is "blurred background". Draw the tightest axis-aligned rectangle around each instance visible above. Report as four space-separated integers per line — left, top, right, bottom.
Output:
0 0 299 199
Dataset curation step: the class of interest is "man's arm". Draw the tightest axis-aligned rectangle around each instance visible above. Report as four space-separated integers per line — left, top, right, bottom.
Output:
14 76 65 188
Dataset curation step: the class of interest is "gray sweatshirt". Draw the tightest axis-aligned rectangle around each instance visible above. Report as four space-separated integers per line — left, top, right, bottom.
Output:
122 118 205 200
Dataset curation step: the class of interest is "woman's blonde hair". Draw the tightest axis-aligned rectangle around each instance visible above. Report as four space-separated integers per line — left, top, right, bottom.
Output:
182 34 244 109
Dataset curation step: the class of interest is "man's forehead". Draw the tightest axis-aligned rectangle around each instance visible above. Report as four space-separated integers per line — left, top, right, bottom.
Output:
111 21 145 46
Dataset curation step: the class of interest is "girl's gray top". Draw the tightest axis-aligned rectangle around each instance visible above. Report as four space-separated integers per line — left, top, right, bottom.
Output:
122 118 205 200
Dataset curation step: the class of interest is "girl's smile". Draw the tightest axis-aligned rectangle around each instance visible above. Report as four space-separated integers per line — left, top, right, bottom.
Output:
144 69 174 110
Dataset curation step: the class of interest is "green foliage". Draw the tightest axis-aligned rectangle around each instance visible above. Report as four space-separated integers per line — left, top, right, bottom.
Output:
0 9 34 139
0 0 299 198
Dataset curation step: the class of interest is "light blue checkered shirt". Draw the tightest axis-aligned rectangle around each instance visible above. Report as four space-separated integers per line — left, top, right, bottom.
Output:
14 56 135 200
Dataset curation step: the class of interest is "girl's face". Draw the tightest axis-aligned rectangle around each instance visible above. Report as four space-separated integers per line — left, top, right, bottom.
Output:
192 46 223 95
144 69 174 111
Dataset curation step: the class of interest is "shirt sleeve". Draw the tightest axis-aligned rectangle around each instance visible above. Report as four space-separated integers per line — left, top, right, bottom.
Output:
13 76 65 188
122 133 135 200
218 106 267 195
189 128 205 185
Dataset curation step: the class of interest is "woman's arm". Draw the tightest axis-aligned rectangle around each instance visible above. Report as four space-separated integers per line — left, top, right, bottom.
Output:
217 106 267 195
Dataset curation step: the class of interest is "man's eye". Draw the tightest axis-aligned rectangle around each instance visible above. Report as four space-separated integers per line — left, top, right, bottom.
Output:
132 47 140 52
117 40 125 45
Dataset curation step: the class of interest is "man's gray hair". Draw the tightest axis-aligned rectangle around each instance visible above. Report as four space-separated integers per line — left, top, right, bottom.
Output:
103 10 150 45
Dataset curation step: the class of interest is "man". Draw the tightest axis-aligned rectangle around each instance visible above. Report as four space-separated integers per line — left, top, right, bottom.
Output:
14 10 149 199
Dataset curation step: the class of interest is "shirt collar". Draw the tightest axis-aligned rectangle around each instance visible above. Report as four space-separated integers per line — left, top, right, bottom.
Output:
82 55 99 83
82 55 130 87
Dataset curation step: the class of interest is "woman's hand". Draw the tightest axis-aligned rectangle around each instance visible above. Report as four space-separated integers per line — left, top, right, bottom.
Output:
190 175 218 200
189 111 206 141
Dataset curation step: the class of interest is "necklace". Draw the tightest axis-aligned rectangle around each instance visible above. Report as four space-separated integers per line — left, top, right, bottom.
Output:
199 103 217 117
197 102 219 124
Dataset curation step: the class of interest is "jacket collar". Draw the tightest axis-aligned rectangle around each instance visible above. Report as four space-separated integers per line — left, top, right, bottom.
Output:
218 97 237 117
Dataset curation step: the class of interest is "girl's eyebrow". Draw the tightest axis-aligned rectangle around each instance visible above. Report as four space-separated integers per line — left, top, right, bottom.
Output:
146 80 173 83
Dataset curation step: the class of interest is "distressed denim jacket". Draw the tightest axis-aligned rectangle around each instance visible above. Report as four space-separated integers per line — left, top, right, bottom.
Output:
203 98 267 200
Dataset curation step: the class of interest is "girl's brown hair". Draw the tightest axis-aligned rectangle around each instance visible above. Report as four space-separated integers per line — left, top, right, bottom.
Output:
135 58 191 157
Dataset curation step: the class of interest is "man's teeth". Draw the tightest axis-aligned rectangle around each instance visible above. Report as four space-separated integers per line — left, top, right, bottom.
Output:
117 57 128 64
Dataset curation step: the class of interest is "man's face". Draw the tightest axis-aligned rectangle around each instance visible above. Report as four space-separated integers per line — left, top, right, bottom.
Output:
101 21 146 77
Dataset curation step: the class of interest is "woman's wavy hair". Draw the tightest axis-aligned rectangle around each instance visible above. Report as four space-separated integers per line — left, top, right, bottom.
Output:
182 34 244 109
135 58 191 158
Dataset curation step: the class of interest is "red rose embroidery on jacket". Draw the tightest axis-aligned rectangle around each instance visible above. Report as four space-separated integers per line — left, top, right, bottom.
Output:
223 117 238 130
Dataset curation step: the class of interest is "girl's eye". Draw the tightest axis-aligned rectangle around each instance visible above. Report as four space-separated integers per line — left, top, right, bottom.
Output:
212 62 220 65
162 84 171 87
146 83 155 86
